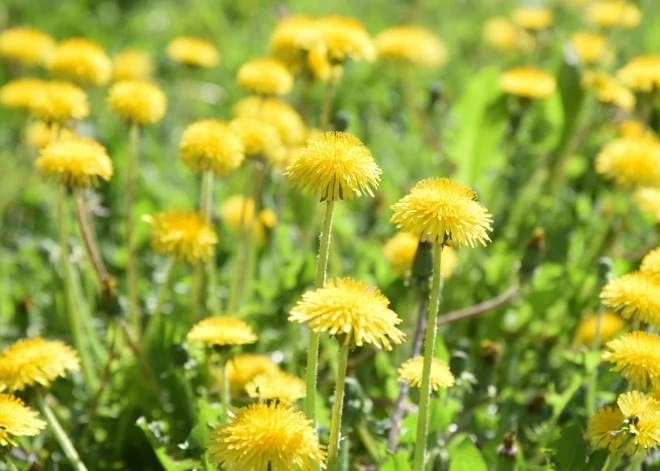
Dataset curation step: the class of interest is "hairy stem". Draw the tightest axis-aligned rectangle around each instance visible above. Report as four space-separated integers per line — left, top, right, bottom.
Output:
127 123 141 337
327 343 349 471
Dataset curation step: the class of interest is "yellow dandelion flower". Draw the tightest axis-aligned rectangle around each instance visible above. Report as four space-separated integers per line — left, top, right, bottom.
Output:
112 49 153 81
206 402 326 470
24 121 76 151
237 57 294 96
166 36 220 68
511 6 554 30
223 354 280 397
482 17 535 54
28 81 89 124
219 195 268 244
397 356 455 391
570 32 608 65
604 331 660 388
246 371 306 404
0 394 46 447
233 96 306 147
270 15 321 73
36 137 113 189
107 80 167 125
595 137 660 187
0 27 55 66
390 178 493 247
500 67 556 99
375 26 447 68
636 188 660 222
0 338 80 392
289 278 406 350
308 47 339 82
586 1 641 28
260 208 277 229
619 121 659 141
573 312 625 347
587 405 627 453
617 391 660 450
48 38 112 86
383 232 459 278
144 210 218 263
600 272 660 326
641 248 660 278
0 78 46 111
617 55 660 93
229 117 285 164
316 16 377 63
286 131 380 202
187 316 257 347
179 119 245 177
582 71 635 112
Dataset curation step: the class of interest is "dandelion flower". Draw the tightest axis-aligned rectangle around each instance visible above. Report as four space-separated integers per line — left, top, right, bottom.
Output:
636 188 660 222
0 394 46 447
0 338 80 392
233 96 306 147
270 15 321 73
586 1 641 28
617 391 660 450
229 117 285 164
179 119 245 176
500 67 556 99
375 26 447 68
0 78 46 111
187 316 257 347
218 195 272 244
397 356 455 391
289 278 405 350
595 138 660 187
223 354 280 397
246 371 306 403
260 208 277 229
286 132 380 202
48 38 112 86
144 210 218 263
24 121 76 151
582 71 635 112
587 405 627 453
570 32 608 65
619 121 659 141
206 402 326 470
390 178 493 247
237 57 294 96
36 137 113 189
482 17 534 54
107 80 167 124
603 331 660 388
573 312 625 347
617 55 660 93
112 49 153 81
0 27 55 66
511 6 554 30
28 81 89 124
316 16 376 63
600 272 660 326
383 232 458 278
166 36 220 68
641 249 660 278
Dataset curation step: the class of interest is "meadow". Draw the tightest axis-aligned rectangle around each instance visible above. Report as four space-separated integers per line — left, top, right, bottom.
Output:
1 0 660 470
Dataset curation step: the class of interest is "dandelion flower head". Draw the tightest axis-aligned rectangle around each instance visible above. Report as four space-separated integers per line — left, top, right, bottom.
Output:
617 391 660 450
570 32 609 65
511 6 554 30
582 71 635 112
187 316 257 348
587 1 641 28
233 96 306 147
24 121 76 151
0 394 47 447
112 49 153 81
603 331 660 388
636 188 660 223
316 15 376 63
144 210 218 263
218 195 271 245
0 27 55 66
0 78 46 111
383 232 458 278
600 272 660 326
500 67 556 98
48 38 112 86
28 81 89 124
617 55 660 93
587 405 627 453
573 312 625 347
375 26 447 68
246 371 306 404
223 354 280 397
180 119 245 177
166 36 220 68
107 80 167 124
595 137 660 187
641 248 660 278
397 356 455 391
270 15 321 71
482 17 535 54
36 137 113 189
229 117 285 164
237 57 294 96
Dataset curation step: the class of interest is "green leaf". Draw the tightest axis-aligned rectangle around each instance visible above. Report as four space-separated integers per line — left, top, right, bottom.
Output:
136 417 199 471
449 435 488 471
380 451 413 471
553 425 587 470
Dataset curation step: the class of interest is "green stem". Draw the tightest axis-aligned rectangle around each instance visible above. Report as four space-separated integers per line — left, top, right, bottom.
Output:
2 453 19 471
127 123 141 337
143 258 176 347
356 418 382 464
192 170 216 318
74 190 111 293
587 305 605 417
320 76 336 131
226 191 249 314
35 390 89 471
86 322 118 431
327 343 349 471
412 243 444 471
602 435 633 471
305 200 335 425
221 354 231 411
58 188 98 390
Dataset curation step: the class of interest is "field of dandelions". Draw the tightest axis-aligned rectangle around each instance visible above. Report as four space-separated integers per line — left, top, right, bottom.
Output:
1 0 660 470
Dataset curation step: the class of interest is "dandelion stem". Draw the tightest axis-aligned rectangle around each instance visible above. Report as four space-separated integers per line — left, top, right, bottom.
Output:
35 390 89 471
412 243 444 471
86 322 118 431
226 184 250 314
587 304 605 417
602 436 633 471
127 123 141 338
320 76 336 131
74 190 112 294
221 354 231 411
327 343 349 471
143 258 176 347
240 161 267 306
2 453 19 471
305 200 335 426
120 319 162 402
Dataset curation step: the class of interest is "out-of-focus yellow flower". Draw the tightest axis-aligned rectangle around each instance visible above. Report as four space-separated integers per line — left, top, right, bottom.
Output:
24 121 76 150
0 27 55 66
229 117 285 164
260 208 277 229
0 78 46 111
233 96 306 147
641 248 660 278
107 80 167 124
36 137 113 189
570 32 608 65
0 394 46 447
482 17 535 54
390 178 493 247
48 38 112 86
166 36 220 68
587 405 627 454
316 16 376 63
270 15 319 71
573 312 625 347
586 1 641 28
512 6 554 30
582 71 635 112
637 188 660 222
218 195 274 245
28 81 89 124
144 210 217 263
600 272 660 326
604 331 660 388
237 57 294 96
500 67 556 98
397 356 455 390
180 119 245 177
383 232 458 278
112 49 154 81
223 354 279 397
595 137 660 187
246 371 306 404
617 55 660 93
619 120 658 141
187 316 257 347
375 26 447 68
0 338 80 392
